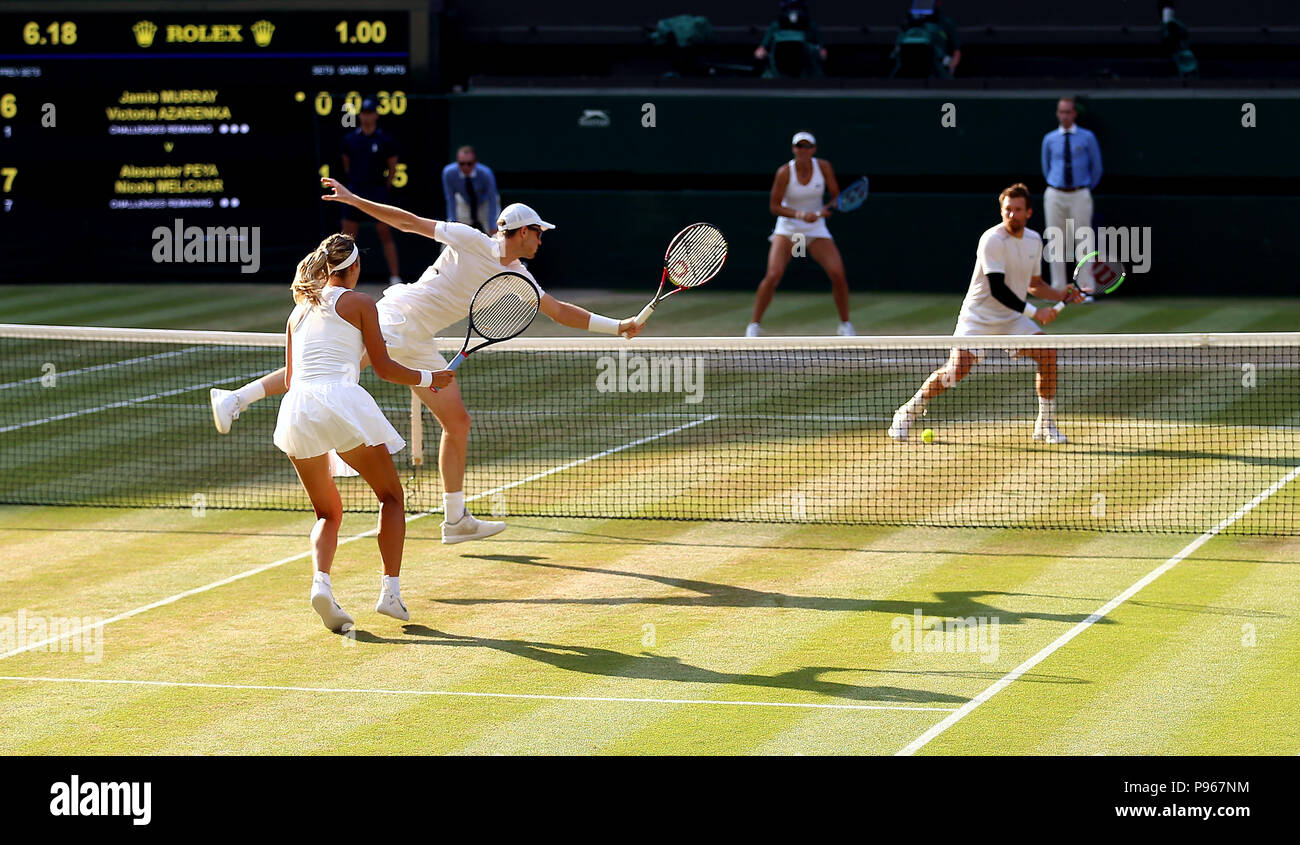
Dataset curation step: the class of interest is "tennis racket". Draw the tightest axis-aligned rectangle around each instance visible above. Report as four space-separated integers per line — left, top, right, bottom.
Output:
633 223 728 327
833 176 870 212
1053 250 1128 312
446 271 541 371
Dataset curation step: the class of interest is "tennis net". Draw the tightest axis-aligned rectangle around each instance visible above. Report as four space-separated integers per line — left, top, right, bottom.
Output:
2 323 1298 534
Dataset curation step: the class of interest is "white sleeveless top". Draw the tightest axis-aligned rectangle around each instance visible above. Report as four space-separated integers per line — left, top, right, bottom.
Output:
780 158 826 215
288 285 362 385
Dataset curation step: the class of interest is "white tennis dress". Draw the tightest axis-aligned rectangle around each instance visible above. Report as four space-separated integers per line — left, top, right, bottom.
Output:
771 158 833 242
273 285 405 463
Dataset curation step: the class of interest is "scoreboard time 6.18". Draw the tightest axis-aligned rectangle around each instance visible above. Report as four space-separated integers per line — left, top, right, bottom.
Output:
0 5 431 281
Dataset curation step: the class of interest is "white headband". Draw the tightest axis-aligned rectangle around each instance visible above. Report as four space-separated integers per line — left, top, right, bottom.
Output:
329 244 359 274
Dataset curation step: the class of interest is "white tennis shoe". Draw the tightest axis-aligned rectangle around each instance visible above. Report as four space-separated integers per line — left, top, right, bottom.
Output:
744 322 764 338
836 321 856 336
441 511 507 544
375 588 409 622
1033 419 1069 444
889 405 920 441
209 388 240 434
310 582 354 634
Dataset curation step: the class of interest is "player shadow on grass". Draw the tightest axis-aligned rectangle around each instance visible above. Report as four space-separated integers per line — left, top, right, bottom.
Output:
445 554 1112 627
350 625 973 705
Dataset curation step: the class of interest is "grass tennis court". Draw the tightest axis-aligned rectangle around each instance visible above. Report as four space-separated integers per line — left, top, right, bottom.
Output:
2 287 1299 754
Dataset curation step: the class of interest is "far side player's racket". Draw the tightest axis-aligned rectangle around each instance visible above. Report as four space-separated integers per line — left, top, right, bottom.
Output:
633 223 728 327
834 176 870 212
446 271 541 371
1053 250 1128 312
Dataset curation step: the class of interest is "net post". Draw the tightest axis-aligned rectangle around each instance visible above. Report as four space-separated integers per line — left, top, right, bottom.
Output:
409 391 424 467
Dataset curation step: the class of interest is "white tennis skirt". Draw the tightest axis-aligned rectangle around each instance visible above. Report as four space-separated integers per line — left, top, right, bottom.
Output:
771 215 832 242
273 381 405 465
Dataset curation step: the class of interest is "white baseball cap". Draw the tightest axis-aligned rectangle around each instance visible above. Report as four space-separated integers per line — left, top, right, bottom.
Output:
791 131 817 146
497 202 555 231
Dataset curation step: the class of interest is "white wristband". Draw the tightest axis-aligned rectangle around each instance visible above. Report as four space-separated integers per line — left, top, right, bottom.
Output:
418 369 434 389
587 314 621 335
1023 302 1037 318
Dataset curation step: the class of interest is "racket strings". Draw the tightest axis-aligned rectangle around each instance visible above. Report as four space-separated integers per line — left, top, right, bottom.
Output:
840 182 868 206
472 277 540 340
666 225 728 288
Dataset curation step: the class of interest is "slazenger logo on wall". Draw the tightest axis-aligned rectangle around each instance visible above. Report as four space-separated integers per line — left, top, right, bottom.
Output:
578 109 610 127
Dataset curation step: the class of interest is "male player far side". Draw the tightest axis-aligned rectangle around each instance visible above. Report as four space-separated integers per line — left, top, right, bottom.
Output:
888 183 1085 444
211 178 643 545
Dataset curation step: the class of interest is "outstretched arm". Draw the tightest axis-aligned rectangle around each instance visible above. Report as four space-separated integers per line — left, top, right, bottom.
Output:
539 293 642 339
321 177 439 239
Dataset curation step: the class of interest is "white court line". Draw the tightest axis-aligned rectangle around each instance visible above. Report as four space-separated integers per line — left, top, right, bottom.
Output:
0 416 719 661
0 370 268 434
895 463 1300 756
0 346 206 392
0 675 957 713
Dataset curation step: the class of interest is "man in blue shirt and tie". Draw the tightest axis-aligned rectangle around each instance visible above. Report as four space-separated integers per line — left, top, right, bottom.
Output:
1041 98 1103 295
441 146 500 235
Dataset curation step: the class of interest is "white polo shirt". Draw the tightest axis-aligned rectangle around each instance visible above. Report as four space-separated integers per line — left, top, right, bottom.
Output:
378 221 543 341
957 224 1043 329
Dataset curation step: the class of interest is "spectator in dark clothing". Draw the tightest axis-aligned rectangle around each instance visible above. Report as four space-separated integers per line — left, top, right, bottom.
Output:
754 0 827 78
341 98 403 284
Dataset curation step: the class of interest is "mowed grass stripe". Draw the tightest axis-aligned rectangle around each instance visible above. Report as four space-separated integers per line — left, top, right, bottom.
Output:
734 529 1144 755
401 521 849 755
441 522 972 754
913 532 1285 755
0 508 310 619
597 526 1049 755
1038 539 1300 755
438 525 934 755
2 519 781 753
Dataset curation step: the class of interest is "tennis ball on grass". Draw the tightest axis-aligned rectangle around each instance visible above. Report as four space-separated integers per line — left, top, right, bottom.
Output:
921 428 935 444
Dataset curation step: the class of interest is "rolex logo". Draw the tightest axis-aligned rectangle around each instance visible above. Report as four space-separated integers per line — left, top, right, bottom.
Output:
251 20 275 47
133 20 158 48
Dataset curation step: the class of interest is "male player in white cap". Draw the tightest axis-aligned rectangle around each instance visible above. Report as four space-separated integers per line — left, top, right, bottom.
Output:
212 179 642 544
888 183 1083 444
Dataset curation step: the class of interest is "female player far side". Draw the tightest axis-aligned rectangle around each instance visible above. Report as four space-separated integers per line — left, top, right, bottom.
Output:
747 130 854 337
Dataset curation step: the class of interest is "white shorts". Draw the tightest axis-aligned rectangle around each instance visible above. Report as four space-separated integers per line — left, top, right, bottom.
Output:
771 215 832 242
952 310 1042 360
377 301 450 371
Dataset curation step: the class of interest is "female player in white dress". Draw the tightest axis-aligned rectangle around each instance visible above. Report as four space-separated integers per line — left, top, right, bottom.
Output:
747 131 854 337
275 233 454 633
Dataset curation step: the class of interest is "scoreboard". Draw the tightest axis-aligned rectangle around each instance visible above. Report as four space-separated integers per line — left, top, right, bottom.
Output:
0 7 433 281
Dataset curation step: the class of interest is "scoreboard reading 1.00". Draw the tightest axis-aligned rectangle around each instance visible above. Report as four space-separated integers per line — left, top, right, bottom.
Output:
0 10 425 281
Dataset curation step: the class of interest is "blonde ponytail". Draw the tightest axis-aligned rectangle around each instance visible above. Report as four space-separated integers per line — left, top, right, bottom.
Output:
291 233 356 306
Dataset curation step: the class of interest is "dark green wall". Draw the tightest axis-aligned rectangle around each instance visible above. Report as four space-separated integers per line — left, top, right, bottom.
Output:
449 91 1299 295
450 92 1297 179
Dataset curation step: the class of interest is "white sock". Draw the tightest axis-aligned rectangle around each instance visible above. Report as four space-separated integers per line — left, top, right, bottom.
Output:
313 571 331 588
1038 397 1055 422
444 491 466 522
381 574 401 595
234 380 266 410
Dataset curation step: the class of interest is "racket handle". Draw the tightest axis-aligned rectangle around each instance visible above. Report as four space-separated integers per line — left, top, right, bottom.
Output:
1053 301 1066 312
447 351 467 372
634 302 655 327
